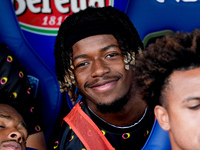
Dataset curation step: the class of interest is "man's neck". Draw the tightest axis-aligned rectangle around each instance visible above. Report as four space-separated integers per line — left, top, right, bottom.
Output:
87 96 147 127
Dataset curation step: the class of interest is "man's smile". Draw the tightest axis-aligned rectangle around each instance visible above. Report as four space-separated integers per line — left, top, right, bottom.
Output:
90 80 118 92
85 75 120 93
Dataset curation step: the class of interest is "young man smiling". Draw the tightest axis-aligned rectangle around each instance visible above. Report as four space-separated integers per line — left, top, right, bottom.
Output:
54 6 170 150
72 34 136 116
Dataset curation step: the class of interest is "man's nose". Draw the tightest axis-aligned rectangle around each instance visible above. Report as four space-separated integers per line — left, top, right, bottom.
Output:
8 130 23 143
91 59 110 77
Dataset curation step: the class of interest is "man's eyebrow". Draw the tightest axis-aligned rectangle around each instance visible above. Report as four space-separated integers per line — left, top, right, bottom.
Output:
101 45 119 51
73 54 87 62
73 45 119 62
0 114 28 130
183 97 200 103
0 114 12 120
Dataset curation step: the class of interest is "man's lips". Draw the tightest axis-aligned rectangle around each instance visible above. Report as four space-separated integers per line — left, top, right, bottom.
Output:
88 78 119 91
3 141 22 150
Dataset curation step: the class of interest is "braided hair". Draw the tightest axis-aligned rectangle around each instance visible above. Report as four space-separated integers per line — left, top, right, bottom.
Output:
135 29 200 109
54 6 143 103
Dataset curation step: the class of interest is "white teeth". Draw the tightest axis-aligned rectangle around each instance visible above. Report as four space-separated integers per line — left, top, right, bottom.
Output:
10 146 16 149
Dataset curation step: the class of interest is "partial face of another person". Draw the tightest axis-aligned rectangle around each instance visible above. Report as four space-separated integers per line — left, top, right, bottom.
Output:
155 68 200 150
0 104 28 150
72 34 133 112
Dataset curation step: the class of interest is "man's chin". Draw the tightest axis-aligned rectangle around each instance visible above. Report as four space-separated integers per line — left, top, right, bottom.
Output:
97 96 128 114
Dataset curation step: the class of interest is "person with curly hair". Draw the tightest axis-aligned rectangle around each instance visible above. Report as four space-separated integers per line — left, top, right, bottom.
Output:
53 6 171 150
135 29 200 150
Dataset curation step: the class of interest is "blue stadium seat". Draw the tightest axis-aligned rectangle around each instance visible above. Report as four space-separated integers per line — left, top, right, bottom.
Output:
0 0 62 143
126 0 200 42
3 0 199 149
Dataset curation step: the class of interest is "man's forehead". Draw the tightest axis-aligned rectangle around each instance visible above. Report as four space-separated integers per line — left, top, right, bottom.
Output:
0 104 16 114
0 106 28 130
166 68 200 102
0 104 23 121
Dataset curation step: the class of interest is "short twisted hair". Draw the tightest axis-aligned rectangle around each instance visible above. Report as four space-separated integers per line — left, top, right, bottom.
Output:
54 6 143 86
135 29 200 109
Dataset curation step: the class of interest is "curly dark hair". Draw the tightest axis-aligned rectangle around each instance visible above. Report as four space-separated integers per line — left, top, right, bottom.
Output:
54 7 143 84
135 29 200 109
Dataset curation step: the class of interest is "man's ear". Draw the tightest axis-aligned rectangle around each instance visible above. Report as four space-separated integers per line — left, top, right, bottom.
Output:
154 105 170 131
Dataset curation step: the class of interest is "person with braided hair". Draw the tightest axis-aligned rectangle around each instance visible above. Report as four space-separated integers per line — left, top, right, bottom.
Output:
53 6 170 150
135 29 200 150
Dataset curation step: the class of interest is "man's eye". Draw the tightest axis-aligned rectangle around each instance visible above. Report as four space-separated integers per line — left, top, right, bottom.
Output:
106 53 119 58
76 62 88 68
188 104 200 109
0 125 5 128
